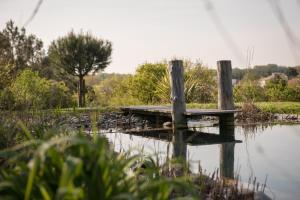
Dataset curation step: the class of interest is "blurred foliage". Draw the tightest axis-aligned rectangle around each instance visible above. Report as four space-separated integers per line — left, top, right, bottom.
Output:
234 74 300 102
0 20 44 89
0 133 199 200
232 64 299 80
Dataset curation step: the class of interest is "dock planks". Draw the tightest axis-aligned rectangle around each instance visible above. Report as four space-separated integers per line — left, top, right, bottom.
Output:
121 105 238 118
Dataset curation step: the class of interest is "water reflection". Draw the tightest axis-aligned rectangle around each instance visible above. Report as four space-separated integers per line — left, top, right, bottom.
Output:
171 127 236 179
172 129 187 160
220 143 235 179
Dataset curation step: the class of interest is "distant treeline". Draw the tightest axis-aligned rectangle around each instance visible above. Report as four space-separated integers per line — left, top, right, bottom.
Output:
232 64 299 80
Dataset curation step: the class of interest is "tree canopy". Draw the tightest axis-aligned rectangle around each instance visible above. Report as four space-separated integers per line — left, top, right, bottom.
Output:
0 20 44 88
48 31 112 77
48 31 112 107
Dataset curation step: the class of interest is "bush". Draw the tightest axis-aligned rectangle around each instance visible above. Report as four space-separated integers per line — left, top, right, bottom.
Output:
10 69 74 110
286 77 300 101
234 80 266 102
265 77 289 101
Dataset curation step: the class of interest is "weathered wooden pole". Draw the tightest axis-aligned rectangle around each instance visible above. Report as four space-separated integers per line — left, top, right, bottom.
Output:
217 60 234 110
169 60 187 129
217 60 235 138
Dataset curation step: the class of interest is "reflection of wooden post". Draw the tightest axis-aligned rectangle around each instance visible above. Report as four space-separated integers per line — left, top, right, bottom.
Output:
172 129 187 160
219 114 235 138
220 143 235 179
217 60 234 138
172 129 187 176
169 60 187 128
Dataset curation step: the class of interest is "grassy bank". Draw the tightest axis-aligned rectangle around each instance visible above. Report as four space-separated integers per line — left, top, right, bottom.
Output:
187 102 300 114
58 102 300 114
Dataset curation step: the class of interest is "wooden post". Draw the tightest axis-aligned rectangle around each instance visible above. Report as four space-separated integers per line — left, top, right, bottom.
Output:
217 60 234 110
169 60 187 128
217 60 235 138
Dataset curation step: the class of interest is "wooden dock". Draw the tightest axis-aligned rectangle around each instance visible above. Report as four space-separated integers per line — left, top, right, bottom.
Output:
121 59 237 138
121 105 238 118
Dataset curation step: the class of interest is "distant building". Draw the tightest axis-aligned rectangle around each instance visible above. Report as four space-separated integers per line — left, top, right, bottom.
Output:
259 73 288 87
232 79 238 86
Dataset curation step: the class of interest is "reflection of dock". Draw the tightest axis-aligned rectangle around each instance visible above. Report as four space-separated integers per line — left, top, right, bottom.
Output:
123 128 241 146
120 128 239 180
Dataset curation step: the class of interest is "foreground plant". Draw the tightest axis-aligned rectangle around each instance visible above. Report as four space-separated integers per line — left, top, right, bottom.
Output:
0 133 199 200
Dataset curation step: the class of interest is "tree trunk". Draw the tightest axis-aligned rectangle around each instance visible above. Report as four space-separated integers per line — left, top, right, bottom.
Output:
78 76 85 107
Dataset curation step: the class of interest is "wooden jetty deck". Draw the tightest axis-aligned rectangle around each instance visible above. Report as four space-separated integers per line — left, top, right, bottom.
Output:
121 105 238 118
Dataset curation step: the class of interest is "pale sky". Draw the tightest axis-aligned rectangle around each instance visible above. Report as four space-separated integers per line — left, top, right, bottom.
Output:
1 0 300 73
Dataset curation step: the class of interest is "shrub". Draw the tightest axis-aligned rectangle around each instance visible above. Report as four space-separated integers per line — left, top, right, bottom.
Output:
10 69 74 110
286 77 300 101
265 76 288 101
234 80 266 102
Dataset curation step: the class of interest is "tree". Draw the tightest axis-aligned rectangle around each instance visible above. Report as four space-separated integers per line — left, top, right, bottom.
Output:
48 31 112 107
0 20 44 88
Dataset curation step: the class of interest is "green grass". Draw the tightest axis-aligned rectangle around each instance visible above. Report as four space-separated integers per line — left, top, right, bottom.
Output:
186 102 300 114
255 102 300 114
187 103 217 109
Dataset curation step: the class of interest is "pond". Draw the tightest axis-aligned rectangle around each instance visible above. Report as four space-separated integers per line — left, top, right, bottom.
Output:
103 123 300 200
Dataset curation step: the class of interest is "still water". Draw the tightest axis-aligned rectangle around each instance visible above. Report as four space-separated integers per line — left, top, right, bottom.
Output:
104 124 300 200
